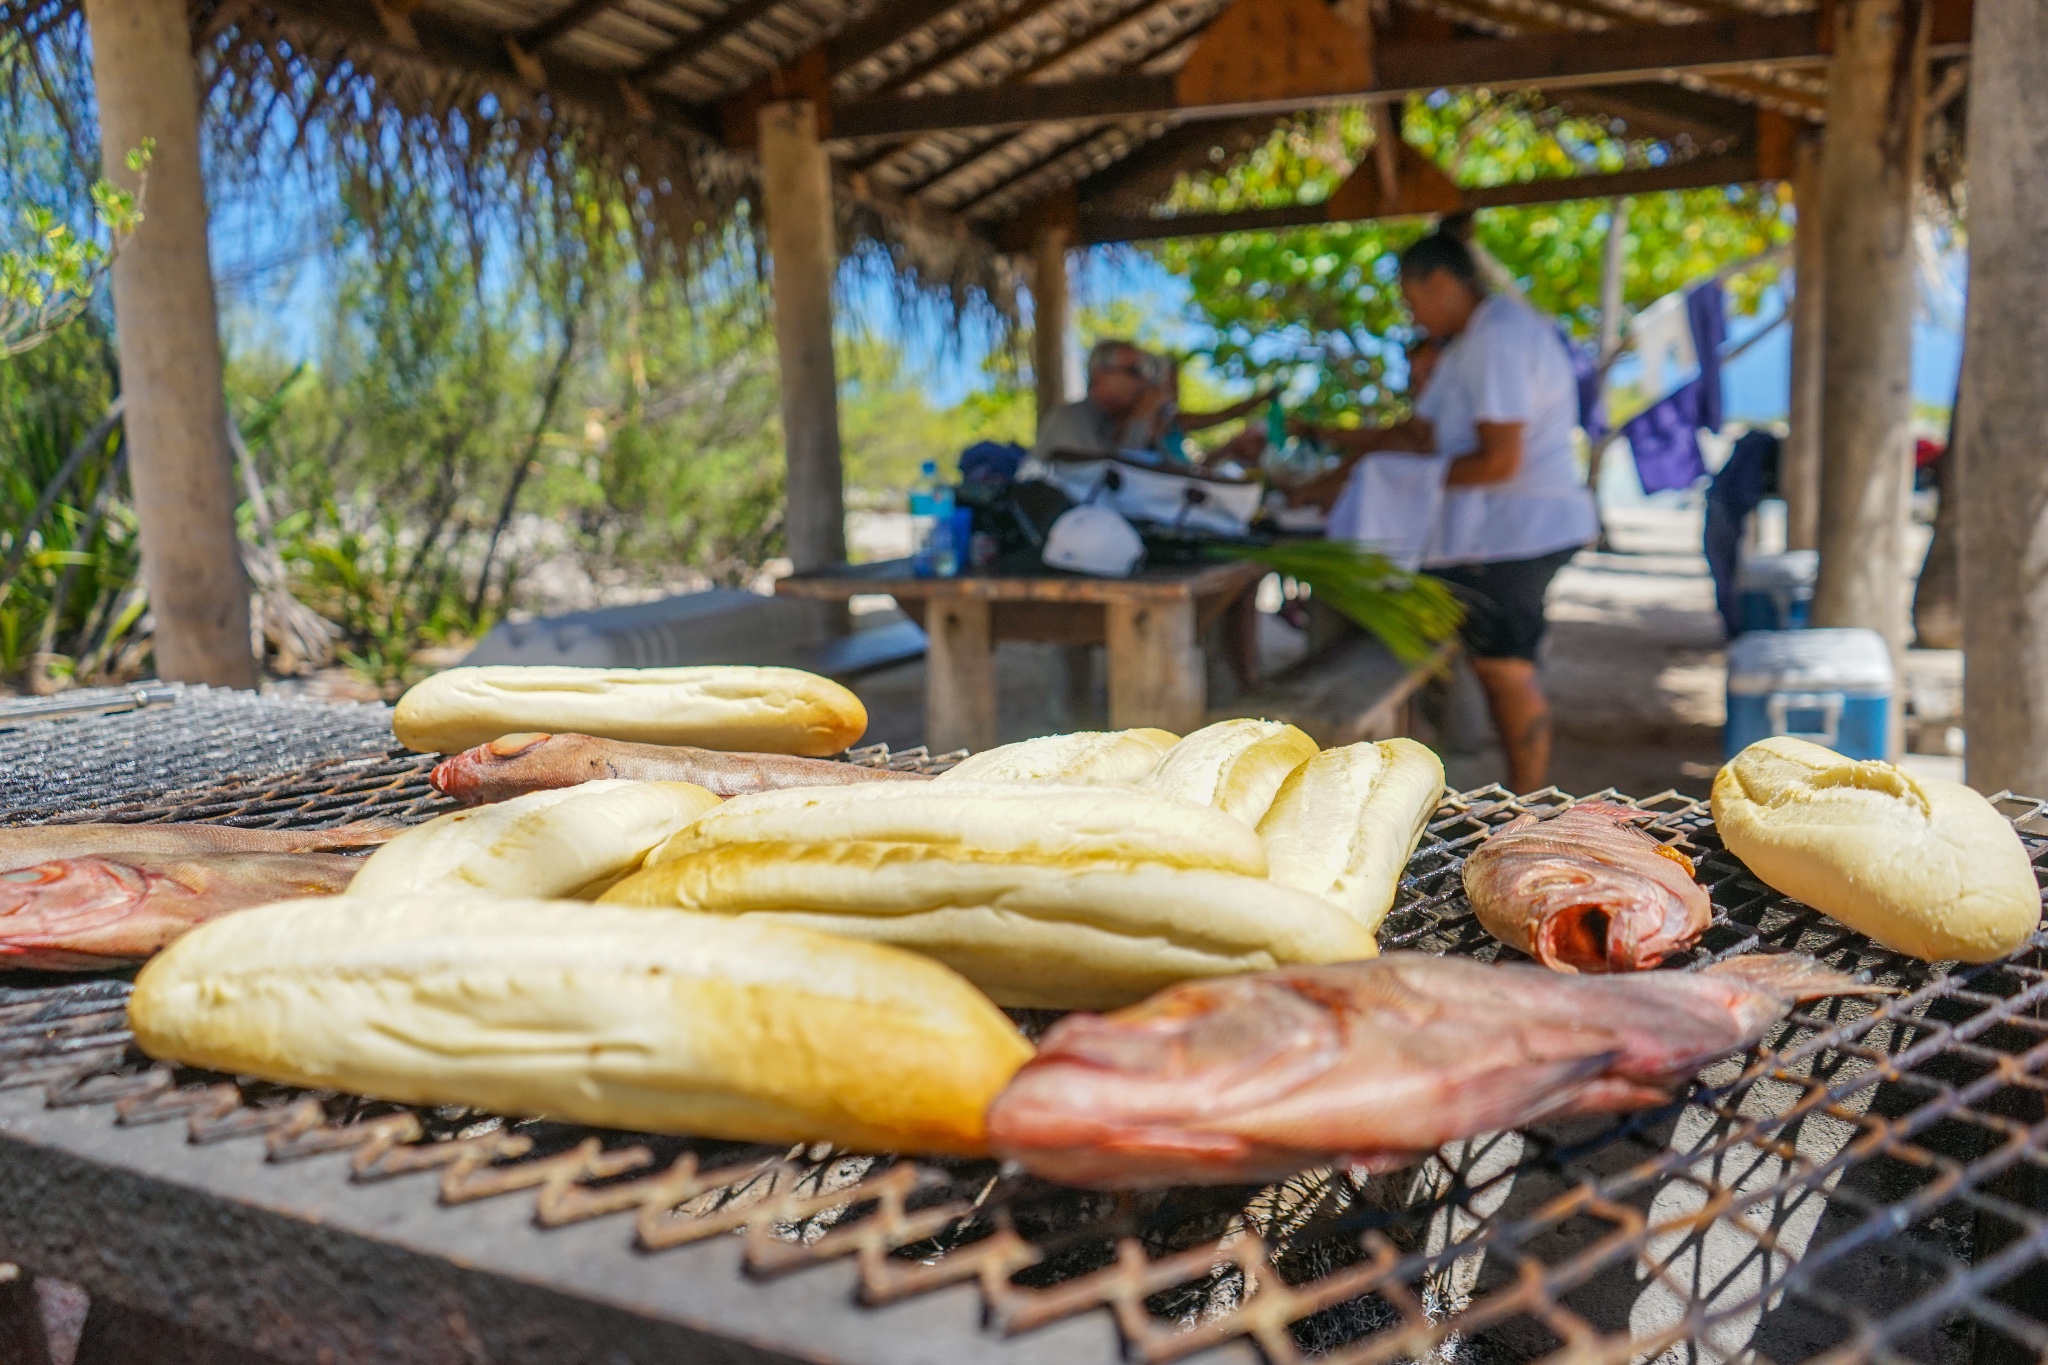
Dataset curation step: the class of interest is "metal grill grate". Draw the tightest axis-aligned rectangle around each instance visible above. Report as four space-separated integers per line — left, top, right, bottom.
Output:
1 777 2043 1365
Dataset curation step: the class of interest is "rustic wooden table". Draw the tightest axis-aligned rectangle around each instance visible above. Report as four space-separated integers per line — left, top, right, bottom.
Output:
775 559 1267 752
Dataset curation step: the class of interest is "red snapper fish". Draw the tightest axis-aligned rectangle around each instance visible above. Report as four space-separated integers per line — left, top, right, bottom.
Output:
430 732 930 805
0 852 360 970
986 952 1878 1188
1461 802 1713 972
0 820 398 868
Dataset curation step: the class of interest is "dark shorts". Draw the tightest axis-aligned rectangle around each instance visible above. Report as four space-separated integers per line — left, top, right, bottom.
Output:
1426 545 1581 661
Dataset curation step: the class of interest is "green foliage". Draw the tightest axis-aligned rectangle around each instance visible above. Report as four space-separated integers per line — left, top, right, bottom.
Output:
1212 539 1464 665
0 139 151 357
1160 95 1793 422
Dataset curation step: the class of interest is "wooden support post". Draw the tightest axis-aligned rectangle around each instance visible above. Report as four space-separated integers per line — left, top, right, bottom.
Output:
1106 597 1204 734
85 0 256 688
924 597 996 753
757 99 847 575
1809 0 1928 687
1784 131 1825 552
1031 224 1070 428
1958 0 2048 797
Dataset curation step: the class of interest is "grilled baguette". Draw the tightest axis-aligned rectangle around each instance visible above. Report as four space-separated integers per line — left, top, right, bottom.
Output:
937 729 1180 786
129 896 1032 1154
393 665 867 757
1711 737 2040 963
1140 719 1320 825
346 780 720 901
610 782 1374 1009
1257 738 1446 935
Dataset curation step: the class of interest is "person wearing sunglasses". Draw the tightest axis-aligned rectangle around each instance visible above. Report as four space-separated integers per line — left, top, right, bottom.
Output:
1031 340 1165 460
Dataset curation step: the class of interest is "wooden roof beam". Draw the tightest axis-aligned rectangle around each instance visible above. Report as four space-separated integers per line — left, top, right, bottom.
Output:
1064 147 1760 243
833 13 1827 138
825 0 987 77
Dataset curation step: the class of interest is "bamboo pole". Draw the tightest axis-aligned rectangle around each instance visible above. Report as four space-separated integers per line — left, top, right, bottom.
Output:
758 99 847 575
1809 0 1928 697
85 0 256 687
1783 132 1825 553
1959 0 2048 796
1031 224 1071 428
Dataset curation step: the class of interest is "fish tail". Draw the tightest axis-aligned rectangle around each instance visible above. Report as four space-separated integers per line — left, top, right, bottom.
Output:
1700 953 1892 1002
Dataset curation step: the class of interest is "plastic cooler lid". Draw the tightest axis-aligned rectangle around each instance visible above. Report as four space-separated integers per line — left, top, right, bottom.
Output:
1727 627 1894 695
1735 550 1819 591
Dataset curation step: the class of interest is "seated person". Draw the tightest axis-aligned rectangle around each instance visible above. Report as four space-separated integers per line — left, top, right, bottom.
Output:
1031 340 1162 459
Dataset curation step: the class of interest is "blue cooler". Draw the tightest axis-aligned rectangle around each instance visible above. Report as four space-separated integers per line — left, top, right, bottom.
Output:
1735 550 1817 633
1725 628 1893 760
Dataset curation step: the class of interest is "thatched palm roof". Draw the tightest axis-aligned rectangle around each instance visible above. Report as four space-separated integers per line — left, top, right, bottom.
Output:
6 0 1973 304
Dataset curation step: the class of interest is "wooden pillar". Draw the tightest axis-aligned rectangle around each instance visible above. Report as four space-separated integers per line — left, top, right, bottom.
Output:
1106 596 1205 734
85 0 255 688
1783 132 1825 553
924 596 996 753
1959 0 2048 797
1031 225 1071 427
1809 0 1928 676
757 99 846 575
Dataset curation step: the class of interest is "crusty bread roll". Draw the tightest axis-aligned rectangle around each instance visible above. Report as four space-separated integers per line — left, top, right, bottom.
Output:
1258 738 1446 935
1140 719 1320 825
937 729 1179 786
393 665 867 757
611 782 1374 1008
346 780 720 901
129 896 1031 1155
1712 737 2041 963
645 781 1267 875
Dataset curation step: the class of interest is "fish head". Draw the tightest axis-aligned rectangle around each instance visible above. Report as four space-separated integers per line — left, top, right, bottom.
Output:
1519 859 1712 973
987 975 1347 1185
0 857 161 948
430 733 553 802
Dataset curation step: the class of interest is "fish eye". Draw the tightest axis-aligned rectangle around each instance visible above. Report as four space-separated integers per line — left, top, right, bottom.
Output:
2 867 56 884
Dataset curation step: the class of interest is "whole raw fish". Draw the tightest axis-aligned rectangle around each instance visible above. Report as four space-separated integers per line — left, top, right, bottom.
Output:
0 852 359 970
430 732 930 805
987 952 1878 1188
1461 803 1712 972
0 820 398 870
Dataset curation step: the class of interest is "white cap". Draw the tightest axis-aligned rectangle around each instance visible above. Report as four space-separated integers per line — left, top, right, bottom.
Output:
1042 504 1145 579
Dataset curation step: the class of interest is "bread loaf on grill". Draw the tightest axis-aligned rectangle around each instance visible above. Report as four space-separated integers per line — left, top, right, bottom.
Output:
393 665 867 757
129 896 1032 1154
1257 738 1446 935
937 729 1180 786
346 780 721 901
1140 719 1320 825
609 782 1375 1009
1711 737 2041 963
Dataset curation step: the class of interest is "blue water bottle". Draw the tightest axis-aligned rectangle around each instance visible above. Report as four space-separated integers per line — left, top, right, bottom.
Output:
910 461 957 578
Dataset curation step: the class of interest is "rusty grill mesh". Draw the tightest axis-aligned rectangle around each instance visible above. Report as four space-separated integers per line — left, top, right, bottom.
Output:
1 767 2044 1365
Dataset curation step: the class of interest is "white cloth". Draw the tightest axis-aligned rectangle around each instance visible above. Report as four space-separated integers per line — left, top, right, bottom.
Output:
1327 450 1449 571
1627 290 1698 398
1416 293 1599 567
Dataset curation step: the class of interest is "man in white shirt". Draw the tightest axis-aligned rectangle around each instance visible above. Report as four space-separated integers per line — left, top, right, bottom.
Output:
1294 226 1596 791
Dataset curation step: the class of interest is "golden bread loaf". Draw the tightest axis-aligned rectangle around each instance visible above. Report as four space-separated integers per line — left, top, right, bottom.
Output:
644 780 1267 874
128 896 1032 1154
1711 737 2040 963
392 665 867 756
1257 738 1446 935
609 782 1374 1008
345 780 721 901
1140 719 1320 825
936 729 1180 786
